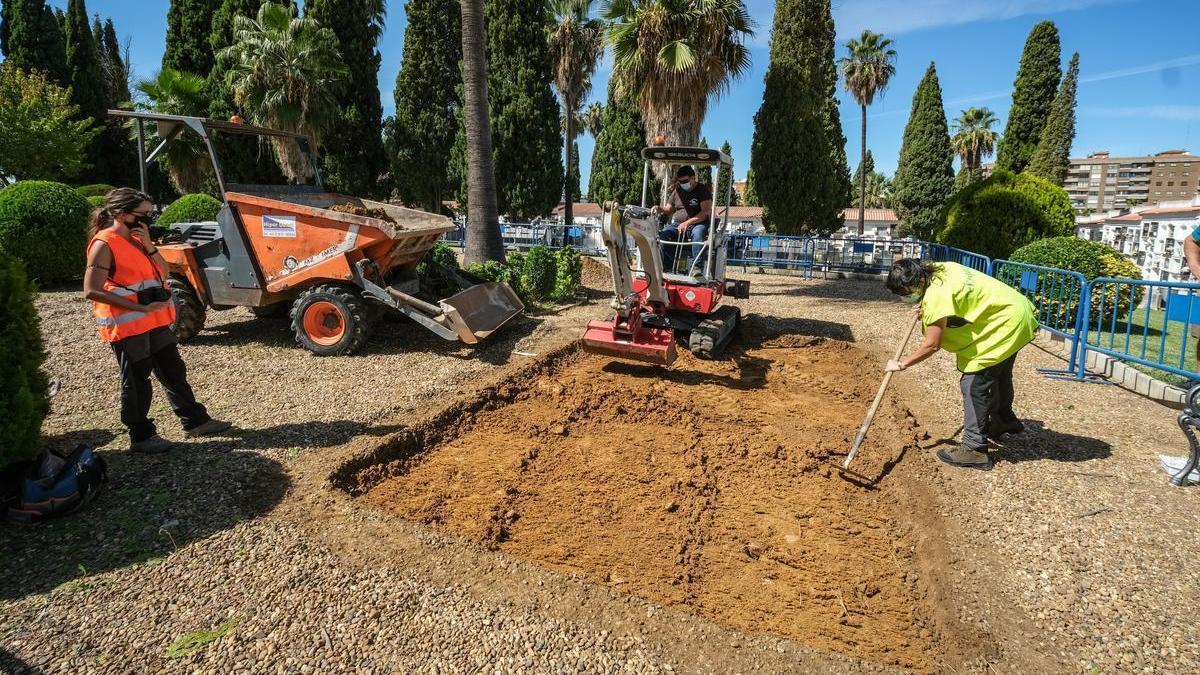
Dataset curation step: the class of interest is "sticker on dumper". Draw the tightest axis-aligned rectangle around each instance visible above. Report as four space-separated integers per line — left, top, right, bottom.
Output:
262 215 297 238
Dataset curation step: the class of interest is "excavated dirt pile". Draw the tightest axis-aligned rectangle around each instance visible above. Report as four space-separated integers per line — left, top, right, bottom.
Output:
361 336 939 670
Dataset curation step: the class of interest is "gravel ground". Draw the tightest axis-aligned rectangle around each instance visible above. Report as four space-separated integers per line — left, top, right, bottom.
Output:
2 267 1198 673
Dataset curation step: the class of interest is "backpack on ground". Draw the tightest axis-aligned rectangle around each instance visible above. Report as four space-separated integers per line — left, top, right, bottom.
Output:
4 445 108 525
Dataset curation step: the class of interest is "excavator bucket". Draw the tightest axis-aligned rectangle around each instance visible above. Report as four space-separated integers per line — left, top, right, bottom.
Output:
439 281 525 344
582 318 677 366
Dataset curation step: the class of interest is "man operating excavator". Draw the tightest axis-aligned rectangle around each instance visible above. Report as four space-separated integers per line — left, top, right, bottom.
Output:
653 165 712 274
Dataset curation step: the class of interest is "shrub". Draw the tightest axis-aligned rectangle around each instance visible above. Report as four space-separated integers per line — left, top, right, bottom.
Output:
521 245 557 301
553 246 583 300
937 169 1074 260
465 253 532 307
416 242 462 299
157 193 222 227
0 252 50 469
75 183 116 198
0 181 90 283
86 195 106 209
1009 236 1143 325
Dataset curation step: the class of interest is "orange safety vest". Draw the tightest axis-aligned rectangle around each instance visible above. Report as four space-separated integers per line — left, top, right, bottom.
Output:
89 229 176 342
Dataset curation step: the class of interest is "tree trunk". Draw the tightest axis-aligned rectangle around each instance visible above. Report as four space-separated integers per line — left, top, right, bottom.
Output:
858 103 866 236
459 0 504 265
563 95 574 230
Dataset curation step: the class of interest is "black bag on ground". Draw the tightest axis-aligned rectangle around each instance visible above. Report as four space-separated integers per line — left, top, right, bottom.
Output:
4 445 108 525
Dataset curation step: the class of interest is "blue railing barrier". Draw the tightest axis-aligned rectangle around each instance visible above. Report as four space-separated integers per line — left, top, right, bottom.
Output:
929 244 992 274
1078 278 1200 382
727 234 815 278
807 237 933 278
991 260 1089 377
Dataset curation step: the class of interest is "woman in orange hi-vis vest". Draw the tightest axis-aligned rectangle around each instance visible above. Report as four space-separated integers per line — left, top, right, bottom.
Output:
83 189 231 453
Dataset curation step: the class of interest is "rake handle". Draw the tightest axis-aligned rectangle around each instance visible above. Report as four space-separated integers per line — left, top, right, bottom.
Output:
842 316 920 470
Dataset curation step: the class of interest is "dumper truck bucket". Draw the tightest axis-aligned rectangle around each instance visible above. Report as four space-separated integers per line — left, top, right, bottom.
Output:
439 281 525 344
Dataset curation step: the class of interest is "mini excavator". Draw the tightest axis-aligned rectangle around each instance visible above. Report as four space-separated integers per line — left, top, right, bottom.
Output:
582 145 750 366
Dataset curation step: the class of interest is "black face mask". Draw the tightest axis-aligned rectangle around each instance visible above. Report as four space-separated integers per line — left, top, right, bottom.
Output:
131 214 154 228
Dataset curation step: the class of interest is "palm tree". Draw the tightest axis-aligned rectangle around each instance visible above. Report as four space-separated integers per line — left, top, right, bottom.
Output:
582 101 604 137
136 68 212 194
858 171 891 209
219 2 348 181
548 0 605 229
838 29 897 235
951 107 999 185
459 0 504 264
603 0 753 148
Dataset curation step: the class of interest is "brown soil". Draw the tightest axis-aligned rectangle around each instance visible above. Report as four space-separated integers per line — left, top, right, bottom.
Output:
360 337 940 670
330 202 396 223
580 254 613 289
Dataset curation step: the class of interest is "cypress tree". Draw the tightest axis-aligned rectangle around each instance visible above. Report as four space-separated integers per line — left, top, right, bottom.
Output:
715 141 740 207
995 21 1061 174
454 0 563 219
1027 52 1079 185
742 168 759 207
101 18 130 104
749 0 849 235
2 0 70 87
64 0 109 180
893 62 955 240
587 86 647 207
163 0 220 75
388 0 461 213
306 0 389 197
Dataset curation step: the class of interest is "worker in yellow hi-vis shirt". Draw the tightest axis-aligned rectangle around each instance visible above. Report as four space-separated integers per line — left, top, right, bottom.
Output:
884 259 1039 470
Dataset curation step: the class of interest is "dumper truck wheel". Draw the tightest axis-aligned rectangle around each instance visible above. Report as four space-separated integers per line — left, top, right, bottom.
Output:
291 284 371 356
167 277 206 342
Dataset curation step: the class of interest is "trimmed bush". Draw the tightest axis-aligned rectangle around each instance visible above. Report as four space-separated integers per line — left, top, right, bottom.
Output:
937 169 1074 260
0 181 91 283
553 246 582 300
0 252 50 469
1009 236 1143 325
521 245 557 301
157 193 223 227
75 183 116 198
86 195 106 209
466 252 532 307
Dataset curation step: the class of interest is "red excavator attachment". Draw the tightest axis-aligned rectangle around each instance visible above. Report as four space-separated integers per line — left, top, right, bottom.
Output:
582 311 677 366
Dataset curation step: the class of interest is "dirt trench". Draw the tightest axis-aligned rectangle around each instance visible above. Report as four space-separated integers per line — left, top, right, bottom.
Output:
356 335 951 671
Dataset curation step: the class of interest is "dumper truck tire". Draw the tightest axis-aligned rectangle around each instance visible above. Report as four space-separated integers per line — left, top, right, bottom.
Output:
167 276 206 342
291 284 371 356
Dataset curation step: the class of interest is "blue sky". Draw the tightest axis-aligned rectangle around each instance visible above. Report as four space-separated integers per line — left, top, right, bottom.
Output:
42 0 1200 186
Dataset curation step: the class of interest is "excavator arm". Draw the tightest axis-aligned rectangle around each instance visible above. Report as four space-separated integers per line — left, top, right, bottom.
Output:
581 204 678 366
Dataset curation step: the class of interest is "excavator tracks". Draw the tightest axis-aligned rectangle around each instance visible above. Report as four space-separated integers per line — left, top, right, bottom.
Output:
688 305 741 359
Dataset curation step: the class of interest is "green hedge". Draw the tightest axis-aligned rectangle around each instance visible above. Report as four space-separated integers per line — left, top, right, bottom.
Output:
157 193 222 227
521 246 557 301
937 169 1075 260
0 181 91 283
87 195 106 209
553 247 583 300
1009 236 1143 325
465 257 530 307
75 183 116 198
0 252 49 469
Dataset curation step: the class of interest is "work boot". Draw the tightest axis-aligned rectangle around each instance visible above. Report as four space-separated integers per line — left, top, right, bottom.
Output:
936 444 992 471
184 418 233 438
130 434 173 454
986 418 1025 439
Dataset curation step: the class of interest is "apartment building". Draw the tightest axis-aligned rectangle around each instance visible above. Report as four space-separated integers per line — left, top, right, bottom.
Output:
1065 150 1199 214
1076 198 1200 307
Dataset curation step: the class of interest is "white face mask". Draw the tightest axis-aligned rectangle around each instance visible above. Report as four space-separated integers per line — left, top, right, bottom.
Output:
678 181 693 191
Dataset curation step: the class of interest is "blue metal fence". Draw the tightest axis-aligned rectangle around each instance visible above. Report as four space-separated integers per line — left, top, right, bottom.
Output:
727 234 814 278
929 244 992 274
1078 278 1200 382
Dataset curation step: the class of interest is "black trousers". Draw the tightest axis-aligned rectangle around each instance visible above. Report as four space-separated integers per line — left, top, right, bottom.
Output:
112 328 210 442
959 352 1019 450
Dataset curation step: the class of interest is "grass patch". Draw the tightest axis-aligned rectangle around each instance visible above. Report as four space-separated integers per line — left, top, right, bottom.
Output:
165 617 240 659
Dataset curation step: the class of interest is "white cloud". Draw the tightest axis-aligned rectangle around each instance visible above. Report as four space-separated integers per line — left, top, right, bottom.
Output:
1079 54 1200 83
1083 105 1200 122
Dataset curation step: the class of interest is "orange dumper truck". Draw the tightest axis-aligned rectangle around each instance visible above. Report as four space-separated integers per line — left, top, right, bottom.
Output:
111 110 522 356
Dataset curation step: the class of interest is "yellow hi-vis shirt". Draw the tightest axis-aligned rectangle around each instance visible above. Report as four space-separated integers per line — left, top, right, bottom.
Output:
920 262 1038 373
